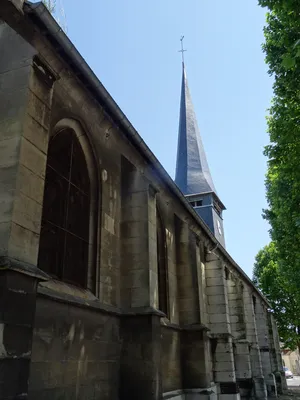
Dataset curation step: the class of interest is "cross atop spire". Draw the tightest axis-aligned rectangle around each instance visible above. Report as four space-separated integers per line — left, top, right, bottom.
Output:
178 36 187 64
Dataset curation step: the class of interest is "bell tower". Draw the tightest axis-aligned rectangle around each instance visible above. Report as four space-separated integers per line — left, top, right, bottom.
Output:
175 48 226 247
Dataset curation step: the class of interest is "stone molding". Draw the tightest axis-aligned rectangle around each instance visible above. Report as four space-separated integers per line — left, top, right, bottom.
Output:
163 385 217 400
161 321 210 332
0 256 49 281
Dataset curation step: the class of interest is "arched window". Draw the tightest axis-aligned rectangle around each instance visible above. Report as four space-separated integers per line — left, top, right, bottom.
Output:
156 209 169 316
38 128 91 287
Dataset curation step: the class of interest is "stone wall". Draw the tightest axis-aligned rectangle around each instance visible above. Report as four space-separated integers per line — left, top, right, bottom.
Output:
283 349 300 375
29 291 120 400
161 327 182 393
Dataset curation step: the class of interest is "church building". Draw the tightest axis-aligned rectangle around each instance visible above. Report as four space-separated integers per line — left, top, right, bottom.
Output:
0 1 286 399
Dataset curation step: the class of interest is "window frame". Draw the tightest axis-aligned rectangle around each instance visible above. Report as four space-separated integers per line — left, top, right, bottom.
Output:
190 200 203 208
38 118 99 293
156 207 169 318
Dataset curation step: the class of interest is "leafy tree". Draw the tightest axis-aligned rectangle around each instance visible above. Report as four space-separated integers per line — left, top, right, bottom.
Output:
254 0 300 350
259 0 300 290
253 243 300 351
42 0 56 14
41 0 67 32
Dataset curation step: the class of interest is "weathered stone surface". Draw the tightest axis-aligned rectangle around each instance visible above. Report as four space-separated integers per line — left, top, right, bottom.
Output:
161 327 182 393
29 296 120 399
0 271 38 399
120 315 161 400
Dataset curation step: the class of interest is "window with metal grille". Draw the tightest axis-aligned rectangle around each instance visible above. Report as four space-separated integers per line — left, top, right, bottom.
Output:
38 128 90 287
157 210 169 317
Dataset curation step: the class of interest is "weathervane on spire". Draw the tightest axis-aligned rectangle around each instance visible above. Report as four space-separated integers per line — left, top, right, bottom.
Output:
178 36 187 64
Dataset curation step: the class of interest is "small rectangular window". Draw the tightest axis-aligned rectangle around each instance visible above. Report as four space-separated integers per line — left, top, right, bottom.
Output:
190 200 202 207
252 296 257 313
224 267 230 280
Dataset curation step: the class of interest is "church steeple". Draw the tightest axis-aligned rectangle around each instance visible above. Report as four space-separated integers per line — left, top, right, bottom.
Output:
175 63 217 196
175 61 226 247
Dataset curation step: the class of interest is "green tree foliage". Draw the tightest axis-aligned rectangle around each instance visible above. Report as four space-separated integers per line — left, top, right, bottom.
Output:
259 0 300 289
42 0 56 14
41 0 67 32
253 243 300 351
254 0 300 350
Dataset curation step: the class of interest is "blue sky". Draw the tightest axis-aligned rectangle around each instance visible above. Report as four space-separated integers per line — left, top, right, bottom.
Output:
50 0 273 278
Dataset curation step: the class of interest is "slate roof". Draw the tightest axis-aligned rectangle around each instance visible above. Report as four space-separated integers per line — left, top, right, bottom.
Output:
175 63 217 196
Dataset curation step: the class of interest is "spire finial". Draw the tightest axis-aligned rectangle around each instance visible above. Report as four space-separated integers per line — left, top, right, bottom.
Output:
178 36 187 64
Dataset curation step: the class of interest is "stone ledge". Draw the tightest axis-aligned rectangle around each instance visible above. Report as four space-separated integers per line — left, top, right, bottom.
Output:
233 338 251 344
163 389 185 400
0 256 49 281
37 282 122 316
38 283 170 319
161 321 182 331
121 306 165 318
0 353 31 360
163 385 218 400
161 320 210 332
182 323 210 332
208 332 234 339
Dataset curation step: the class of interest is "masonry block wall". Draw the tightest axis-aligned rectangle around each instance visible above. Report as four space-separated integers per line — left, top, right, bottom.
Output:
29 297 120 399
226 272 252 399
160 210 182 395
243 288 268 400
161 327 182 393
268 313 287 394
0 2 286 400
255 298 277 397
0 19 52 399
205 254 240 400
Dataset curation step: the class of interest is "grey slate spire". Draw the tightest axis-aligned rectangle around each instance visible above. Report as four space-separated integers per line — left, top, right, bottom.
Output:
175 62 226 247
175 63 216 195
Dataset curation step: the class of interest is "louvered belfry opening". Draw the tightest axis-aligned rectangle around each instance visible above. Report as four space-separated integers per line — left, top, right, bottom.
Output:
38 128 90 288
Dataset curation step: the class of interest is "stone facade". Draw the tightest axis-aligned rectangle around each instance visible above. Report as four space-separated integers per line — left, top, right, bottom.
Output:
0 1 286 399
